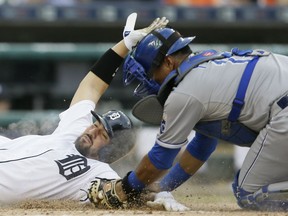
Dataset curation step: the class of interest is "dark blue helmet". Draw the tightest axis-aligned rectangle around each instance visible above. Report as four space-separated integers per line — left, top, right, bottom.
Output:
91 110 132 138
123 27 195 98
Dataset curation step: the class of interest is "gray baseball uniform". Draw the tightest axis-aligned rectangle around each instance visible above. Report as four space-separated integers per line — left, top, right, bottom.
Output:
157 52 288 193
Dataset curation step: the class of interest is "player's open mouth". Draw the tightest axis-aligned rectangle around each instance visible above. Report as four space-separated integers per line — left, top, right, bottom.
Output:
83 134 92 145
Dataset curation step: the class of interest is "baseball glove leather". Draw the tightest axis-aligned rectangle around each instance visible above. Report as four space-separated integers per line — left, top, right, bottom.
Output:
88 178 127 209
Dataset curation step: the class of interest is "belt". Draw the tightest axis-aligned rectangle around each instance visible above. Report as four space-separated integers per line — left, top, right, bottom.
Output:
277 95 288 109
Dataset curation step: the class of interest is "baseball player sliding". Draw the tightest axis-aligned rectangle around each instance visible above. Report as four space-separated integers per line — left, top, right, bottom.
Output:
0 13 187 211
88 24 288 211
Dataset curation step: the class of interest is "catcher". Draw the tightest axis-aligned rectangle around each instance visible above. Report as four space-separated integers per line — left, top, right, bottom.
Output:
0 13 188 211
88 26 288 211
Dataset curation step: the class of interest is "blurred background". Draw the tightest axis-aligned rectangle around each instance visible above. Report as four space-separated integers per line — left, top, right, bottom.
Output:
0 0 288 181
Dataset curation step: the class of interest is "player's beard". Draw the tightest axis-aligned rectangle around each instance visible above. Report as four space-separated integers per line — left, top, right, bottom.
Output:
74 135 99 160
74 136 90 157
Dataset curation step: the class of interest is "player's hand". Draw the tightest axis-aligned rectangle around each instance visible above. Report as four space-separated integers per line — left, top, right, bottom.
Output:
146 191 190 212
88 178 127 209
123 13 169 51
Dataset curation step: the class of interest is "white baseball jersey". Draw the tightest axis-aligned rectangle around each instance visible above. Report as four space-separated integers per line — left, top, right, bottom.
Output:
0 100 119 204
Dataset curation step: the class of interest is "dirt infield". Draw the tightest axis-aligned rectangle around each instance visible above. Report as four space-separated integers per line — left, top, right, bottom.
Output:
1 181 288 216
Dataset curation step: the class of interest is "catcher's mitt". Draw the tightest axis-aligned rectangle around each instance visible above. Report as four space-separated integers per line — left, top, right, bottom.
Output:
88 178 127 209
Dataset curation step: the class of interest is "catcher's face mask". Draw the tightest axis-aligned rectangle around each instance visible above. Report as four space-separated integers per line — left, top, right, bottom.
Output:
91 110 132 138
122 27 195 98
122 53 161 98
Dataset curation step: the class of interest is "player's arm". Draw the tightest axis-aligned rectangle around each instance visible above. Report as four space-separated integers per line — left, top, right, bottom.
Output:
158 132 218 191
119 133 217 196
87 133 216 208
87 133 217 209
137 133 218 211
70 14 169 107
70 41 128 107
123 144 180 190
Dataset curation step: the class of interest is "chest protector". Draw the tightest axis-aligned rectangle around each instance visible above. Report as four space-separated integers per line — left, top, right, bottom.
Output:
132 48 270 147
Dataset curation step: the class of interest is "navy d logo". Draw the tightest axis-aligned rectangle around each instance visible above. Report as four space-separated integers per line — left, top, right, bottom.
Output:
55 154 90 180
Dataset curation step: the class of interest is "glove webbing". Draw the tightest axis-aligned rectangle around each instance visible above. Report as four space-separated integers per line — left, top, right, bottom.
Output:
89 178 126 209
103 179 126 208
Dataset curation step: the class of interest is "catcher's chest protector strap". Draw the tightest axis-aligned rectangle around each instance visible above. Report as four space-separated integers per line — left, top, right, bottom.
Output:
173 49 225 86
132 49 225 125
227 48 270 122
195 48 270 146
227 56 260 122
132 48 270 133
157 49 226 106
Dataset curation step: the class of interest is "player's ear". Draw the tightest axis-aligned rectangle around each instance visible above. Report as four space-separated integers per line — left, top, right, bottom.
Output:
163 55 175 70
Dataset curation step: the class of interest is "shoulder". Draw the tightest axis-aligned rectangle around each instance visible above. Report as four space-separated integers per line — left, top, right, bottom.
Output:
164 92 206 127
59 100 95 120
166 89 205 110
53 100 95 135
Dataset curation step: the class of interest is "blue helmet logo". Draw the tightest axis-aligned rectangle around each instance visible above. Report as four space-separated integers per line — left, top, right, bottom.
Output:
123 27 195 98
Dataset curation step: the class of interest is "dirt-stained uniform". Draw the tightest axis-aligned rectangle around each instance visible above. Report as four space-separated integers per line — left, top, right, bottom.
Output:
0 100 119 204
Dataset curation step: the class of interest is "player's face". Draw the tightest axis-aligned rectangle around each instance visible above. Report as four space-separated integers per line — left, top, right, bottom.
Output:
152 56 174 84
74 121 110 159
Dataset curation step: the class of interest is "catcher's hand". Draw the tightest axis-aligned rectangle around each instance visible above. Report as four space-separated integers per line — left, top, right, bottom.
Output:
123 12 169 51
88 178 127 209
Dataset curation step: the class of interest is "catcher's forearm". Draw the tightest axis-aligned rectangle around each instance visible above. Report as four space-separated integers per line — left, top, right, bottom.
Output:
120 143 182 198
159 146 208 191
120 155 166 197
135 154 167 184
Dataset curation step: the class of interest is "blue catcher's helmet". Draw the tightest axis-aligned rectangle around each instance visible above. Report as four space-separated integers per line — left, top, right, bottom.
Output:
123 27 195 98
